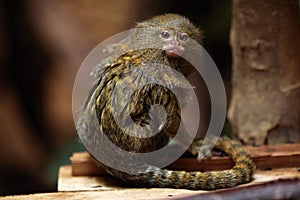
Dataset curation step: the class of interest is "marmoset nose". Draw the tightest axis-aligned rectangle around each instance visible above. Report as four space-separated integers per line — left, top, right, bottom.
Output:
170 39 180 46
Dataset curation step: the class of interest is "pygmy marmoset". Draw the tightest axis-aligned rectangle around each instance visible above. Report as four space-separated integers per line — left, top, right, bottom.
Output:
77 13 255 190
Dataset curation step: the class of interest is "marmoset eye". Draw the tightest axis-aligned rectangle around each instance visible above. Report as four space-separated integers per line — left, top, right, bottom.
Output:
160 31 170 39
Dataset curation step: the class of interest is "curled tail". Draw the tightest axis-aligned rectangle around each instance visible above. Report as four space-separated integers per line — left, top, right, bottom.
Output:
105 137 255 190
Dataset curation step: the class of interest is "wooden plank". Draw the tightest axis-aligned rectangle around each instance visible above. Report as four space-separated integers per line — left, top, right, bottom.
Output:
2 166 299 200
0 188 205 200
3 178 300 200
58 165 300 192
70 143 300 176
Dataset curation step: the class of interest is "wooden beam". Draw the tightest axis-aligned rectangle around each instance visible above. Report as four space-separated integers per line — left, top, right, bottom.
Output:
70 143 300 176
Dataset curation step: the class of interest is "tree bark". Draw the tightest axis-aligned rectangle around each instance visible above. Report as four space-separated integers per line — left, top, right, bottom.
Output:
229 0 300 145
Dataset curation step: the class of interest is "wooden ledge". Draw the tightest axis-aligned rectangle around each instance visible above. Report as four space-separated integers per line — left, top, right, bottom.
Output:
70 143 300 176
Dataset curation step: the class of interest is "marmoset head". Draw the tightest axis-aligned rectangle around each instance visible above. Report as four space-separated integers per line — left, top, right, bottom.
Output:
130 13 203 58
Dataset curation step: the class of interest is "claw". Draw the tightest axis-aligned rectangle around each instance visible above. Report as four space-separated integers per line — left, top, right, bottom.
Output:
197 144 213 162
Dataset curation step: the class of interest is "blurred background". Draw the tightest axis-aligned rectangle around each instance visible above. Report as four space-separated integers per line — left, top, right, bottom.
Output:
0 0 231 195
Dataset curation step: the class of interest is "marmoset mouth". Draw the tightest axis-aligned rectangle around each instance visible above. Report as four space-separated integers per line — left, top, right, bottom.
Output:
166 48 181 57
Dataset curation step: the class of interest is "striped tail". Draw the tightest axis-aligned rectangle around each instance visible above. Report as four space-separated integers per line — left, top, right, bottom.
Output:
104 137 255 190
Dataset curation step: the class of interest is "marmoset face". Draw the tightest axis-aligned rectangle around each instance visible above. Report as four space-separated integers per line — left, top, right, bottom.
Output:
131 14 203 58
159 29 190 58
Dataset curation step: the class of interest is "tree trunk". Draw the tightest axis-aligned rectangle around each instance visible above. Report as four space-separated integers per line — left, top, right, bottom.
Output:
229 0 300 145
